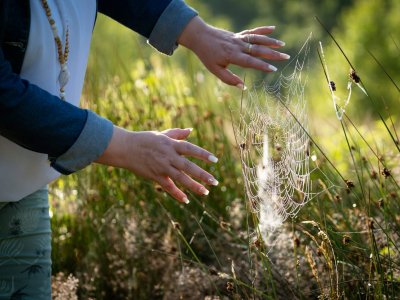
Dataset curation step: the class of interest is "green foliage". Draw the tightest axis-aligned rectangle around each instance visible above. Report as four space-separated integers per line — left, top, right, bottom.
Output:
50 2 400 299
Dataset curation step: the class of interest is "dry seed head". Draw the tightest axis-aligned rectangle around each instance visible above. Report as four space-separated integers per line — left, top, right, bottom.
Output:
329 81 336 91
370 170 378 180
226 281 234 293
345 179 355 189
368 219 374 230
342 235 351 245
378 198 384 209
317 230 329 241
171 221 181 230
305 246 320 283
349 69 361 83
294 236 300 247
219 220 231 230
382 167 391 178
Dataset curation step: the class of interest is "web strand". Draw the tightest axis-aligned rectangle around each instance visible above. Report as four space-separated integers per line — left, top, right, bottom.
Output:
232 34 335 239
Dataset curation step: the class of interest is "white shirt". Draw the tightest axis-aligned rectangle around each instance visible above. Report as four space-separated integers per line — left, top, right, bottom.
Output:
0 0 97 201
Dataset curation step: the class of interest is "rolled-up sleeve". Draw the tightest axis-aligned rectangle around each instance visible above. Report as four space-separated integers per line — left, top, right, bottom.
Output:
148 0 197 55
50 111 113 174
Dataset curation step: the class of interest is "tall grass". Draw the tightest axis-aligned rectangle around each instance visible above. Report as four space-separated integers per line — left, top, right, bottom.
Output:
50 15 400 299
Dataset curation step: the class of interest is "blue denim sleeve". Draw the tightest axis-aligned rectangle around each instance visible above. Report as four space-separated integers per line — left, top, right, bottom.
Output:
0 47 114 175
98 0 198 55
148 0 198 55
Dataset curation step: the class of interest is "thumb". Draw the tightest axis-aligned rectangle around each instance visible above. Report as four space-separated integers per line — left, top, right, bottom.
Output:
162 128 193 140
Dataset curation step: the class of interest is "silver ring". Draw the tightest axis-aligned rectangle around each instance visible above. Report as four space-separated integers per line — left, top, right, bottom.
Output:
245 43 253 54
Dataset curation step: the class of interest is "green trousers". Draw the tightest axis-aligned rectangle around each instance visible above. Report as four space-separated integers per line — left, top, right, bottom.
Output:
0 188 52 300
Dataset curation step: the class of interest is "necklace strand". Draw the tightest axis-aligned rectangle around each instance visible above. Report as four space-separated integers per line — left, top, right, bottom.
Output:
40 0 70 100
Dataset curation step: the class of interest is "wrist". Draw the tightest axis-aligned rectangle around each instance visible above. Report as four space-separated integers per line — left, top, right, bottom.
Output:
177 16 210 51
95 126 130 168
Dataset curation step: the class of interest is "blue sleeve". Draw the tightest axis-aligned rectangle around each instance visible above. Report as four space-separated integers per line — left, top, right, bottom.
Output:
98 0 198 55
0 47 114 174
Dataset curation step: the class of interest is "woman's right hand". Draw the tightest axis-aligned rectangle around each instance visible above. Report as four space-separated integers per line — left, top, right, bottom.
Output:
95 126 219 204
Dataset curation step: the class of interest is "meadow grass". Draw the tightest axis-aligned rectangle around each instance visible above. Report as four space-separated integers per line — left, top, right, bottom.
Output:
49 16 400 299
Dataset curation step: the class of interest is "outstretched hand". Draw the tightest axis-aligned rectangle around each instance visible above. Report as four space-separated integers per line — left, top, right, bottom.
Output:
178 16 290 88
95 127 218 204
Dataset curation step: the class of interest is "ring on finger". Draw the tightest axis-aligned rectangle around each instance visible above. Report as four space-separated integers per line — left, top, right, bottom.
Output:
244 43 253 55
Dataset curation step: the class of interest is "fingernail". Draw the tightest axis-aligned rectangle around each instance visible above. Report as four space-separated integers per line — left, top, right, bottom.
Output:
208 178 219 186
276 40 285 47
182 197 190 204
267 26 276 30
280 53 290 59
236 83 247 91
200 187 210 196
268 65 278 72
186 127 194 132
208 155 219 163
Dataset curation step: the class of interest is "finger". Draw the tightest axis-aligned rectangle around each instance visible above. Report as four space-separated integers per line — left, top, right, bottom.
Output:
211 65 243 87
169 168 210 196
234 53 278 72
240 25 276 36
245 44 290 61
175 140 219 163
157 176 189 204
172 157 217 186
244 34 285 48
162 128 193 140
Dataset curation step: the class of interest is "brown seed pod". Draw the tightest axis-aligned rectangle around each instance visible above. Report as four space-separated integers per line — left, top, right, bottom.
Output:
378 198 384 209
342 235 351 245
349 69 361 83
382 167 391 178
226 281 234 293
329 81 336 91
345 179 355 189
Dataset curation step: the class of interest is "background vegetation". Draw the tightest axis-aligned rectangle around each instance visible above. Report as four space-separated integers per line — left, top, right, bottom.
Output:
50 0 400 299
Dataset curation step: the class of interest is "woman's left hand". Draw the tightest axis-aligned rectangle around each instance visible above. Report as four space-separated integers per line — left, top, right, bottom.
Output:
178 16 290 89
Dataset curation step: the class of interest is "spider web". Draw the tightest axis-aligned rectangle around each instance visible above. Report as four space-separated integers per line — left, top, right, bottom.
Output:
231 34 334 239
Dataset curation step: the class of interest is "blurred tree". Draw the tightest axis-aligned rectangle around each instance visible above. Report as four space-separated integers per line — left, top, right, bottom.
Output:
309 0 400 118
187 0 354 53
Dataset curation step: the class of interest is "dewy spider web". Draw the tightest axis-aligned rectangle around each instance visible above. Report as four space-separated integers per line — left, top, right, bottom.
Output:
232 34 334 239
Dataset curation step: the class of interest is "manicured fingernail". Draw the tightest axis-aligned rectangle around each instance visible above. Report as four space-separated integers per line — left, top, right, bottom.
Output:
208 178 219 186
277 40 285 47
280 53 290 59
268 65 278 72
182 197 190 204
236 83 247 91
208 155 219 163
200 187 210 196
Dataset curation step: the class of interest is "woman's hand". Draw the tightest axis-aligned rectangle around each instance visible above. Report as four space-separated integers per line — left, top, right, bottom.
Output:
95 126 218 204
178 16 290 89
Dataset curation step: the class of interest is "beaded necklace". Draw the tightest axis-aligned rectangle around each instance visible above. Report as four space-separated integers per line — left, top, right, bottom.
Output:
39 0 70 100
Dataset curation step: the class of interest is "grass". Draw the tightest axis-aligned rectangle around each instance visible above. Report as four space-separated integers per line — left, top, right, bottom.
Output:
49 15 400 299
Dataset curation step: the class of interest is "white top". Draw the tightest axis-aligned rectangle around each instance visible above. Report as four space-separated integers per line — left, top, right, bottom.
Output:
0 0 97 201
